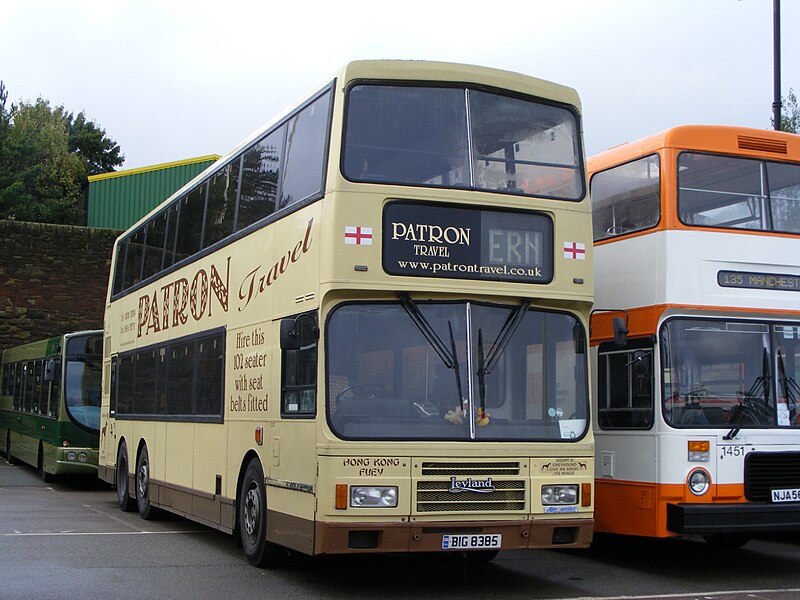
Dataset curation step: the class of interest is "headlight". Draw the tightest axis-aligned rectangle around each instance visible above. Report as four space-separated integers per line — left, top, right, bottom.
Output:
688 469 710 496
541 484 579 505
66 451 77 461
350 486 398 508
78 452 88 463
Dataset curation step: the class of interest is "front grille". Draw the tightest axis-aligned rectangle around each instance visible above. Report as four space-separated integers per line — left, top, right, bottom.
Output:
420 461 521 476
745 452 800 501
415 462 526 513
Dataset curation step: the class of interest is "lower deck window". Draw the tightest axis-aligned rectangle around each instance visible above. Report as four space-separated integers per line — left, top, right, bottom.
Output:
112 330 224 421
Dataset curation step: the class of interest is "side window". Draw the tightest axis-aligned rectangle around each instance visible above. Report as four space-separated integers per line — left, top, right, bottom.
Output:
281 314 318 417
33 360 44 414
122 227 145 289
49 359 61 417
110 356 117 416
112 239 128 296
598 340 654 429
591 154 660 241
117 354 134 415
279 91 331 209
204 162 240 248
166 341 194 415
238 126 284 229
142 211 168 281
195 334 224 416
163 202 181 269
24 361 35 412
133 349 157 415
175 185 207 264
13 363 23 410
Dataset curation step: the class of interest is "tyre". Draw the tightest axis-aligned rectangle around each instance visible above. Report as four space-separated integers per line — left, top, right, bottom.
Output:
5 432 18 465
38 445 56 483
239 458 283 567
116 441 136 512
136 445 155 520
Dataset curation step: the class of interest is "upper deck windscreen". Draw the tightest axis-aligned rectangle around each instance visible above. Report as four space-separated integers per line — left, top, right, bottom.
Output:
342 84 584 201
678 152 800 234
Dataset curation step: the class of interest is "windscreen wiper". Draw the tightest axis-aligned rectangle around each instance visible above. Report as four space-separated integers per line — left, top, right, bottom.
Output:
477 329 487 419
725 349 772 440
448 322 465 411
399 293 455 369
474 301 531 423
478 300 531 376
400 293 465 412
778 350 800 410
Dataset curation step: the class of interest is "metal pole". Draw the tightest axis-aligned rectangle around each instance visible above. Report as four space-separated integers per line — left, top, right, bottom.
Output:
773 0 782 131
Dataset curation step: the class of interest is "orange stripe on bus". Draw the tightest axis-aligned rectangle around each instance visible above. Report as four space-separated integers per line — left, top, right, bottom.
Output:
595 478 749 538
591 303 800 345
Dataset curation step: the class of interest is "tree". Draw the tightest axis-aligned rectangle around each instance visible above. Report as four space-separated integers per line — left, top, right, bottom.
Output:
0 83 124 224
65 110 124 176
0 97 85 223
772 88 799 134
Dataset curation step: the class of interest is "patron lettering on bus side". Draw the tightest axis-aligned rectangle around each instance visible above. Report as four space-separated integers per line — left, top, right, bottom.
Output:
230 325 268 413
137 257 231 338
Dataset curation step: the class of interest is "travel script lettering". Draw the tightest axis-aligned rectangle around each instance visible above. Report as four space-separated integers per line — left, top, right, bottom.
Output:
238 219 313 311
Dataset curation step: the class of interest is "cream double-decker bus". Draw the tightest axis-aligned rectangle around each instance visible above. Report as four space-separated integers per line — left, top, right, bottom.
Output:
99 60 595 566
590 125 800 547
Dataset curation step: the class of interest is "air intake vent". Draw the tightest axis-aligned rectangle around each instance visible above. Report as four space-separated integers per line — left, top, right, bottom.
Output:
737 135 787 154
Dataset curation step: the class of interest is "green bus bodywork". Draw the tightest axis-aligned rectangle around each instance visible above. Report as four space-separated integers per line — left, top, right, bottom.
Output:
1 331 102 480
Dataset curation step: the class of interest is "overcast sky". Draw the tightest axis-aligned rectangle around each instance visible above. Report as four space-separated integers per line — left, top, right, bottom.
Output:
2 0 798 170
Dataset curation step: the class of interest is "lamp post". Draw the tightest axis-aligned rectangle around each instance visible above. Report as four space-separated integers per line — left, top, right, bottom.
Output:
773 0 782 131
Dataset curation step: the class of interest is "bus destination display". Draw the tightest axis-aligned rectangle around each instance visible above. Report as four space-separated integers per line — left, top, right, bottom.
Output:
718 270 800 292
383 201 553 283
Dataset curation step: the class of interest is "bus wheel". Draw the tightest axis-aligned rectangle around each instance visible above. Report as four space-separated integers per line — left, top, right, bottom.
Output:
703 534 750 549
5 433 16 465
38 445 56 483
239 458 283 567
136 445 155 520
116 441 136 512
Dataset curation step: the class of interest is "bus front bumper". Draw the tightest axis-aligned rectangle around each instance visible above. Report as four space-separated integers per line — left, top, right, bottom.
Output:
313 517 593 555
667 502 800 534
53 447 98 475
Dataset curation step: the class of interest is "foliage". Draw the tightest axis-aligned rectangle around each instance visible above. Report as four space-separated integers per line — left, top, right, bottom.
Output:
772 88 799 134
0 82 124 224
66 110 124 176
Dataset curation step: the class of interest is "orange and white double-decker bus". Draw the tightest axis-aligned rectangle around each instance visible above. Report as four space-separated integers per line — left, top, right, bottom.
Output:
98 61 596 566
589 125 800 547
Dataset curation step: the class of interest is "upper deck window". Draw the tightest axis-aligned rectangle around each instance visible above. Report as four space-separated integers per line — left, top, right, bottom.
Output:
678 152 800 234
590 154 660 241
342 84 584 201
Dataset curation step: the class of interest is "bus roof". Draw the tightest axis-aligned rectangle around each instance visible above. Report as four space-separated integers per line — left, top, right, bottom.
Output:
117 60 583 238
588 124 800 175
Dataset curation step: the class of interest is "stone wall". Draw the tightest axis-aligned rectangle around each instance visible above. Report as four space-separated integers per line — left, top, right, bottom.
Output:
0 220 121 356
